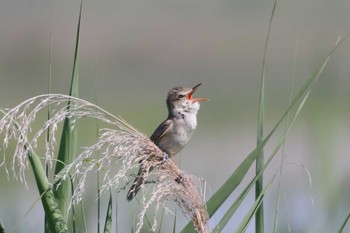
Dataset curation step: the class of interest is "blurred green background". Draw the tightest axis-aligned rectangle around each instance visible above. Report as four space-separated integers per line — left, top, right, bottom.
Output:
1 0 350 232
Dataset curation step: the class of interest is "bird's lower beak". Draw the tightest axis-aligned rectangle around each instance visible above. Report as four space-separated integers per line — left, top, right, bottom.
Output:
187 83 209 102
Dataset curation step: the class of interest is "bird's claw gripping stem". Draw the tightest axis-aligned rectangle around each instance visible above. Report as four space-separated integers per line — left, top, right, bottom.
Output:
175 171 185 184
161 152 168 164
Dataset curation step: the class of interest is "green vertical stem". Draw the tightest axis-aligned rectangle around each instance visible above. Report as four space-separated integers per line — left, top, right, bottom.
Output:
45 1 54 232
54 0 82 221
256 85 265 233
337 212 350 233
273 33 298 233
103 192 113 233
182 31 348 233
29 150 68 233
94 51 101 233
256 1 277 232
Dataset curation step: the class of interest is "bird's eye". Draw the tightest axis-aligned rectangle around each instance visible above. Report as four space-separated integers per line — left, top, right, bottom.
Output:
177 94 185 99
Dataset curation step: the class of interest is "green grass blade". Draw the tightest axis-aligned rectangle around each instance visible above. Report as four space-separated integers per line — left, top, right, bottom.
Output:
181 33 347 233
256 1 278 232
103 192 113 233
157 209 165 233
337 212 350 233
256 77 265 232
0 218 5 233
212 171 257 233
45 1 54 232
182 139 270 232
69 0 82 97
172 209 177 233
53 0 83 221
235 102 312 233
212 84 310 233
0 110 69 233
235 168 277 233
273 33 299 233
94 49 102 233
29 149 69 233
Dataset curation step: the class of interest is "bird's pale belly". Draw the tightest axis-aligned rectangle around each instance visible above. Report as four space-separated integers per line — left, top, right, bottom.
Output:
157 126 194 157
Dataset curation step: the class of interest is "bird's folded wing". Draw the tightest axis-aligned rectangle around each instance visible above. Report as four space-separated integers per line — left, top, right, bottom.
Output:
150 119 173 144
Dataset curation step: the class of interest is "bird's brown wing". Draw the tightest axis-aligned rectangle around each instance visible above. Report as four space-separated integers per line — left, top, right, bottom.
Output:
128 120 172 201
150 119 173 144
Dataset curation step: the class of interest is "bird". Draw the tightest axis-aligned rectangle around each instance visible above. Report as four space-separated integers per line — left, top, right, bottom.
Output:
126 83 208 201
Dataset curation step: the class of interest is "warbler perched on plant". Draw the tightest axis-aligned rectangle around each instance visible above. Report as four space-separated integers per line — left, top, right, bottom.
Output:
127 83 208 201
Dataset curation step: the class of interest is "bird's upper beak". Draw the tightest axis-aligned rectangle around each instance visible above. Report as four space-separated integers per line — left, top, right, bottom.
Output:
187 83 208 103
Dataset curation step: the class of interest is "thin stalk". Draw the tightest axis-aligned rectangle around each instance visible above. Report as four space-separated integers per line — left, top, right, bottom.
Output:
273 33 298 233
54 0 82 221
45 1 54 232
337 212 350 233
0 108 69 233
256 1 278 232
94 48 101 233
103 192 113 233
212 87 311 233
29 149 69 233
182 33 348 233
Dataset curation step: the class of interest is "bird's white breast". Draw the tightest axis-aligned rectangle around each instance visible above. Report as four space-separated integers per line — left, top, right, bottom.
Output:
158 113 198 156
159 101 200 156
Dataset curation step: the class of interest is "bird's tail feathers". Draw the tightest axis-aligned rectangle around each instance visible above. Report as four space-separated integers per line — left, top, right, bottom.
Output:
127 175 144 201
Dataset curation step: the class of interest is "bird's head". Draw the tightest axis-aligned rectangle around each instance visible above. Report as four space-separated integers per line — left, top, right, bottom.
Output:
166 83 208 117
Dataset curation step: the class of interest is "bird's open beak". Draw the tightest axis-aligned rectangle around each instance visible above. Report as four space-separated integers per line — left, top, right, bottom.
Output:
187 83 208 102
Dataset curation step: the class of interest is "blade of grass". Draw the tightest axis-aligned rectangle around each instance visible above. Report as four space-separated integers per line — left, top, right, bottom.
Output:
212 85 310 233
54 0 83 221
182 136 271 232
30 149 69 233
6 184 58 233
181 33 348 233
103 192 113 233
157 209 165 233
235 164 278 233
337 212 350 233
116 195 118 233
94 55 102 233
45 1 54 232
172 209 177 233
0 109 69 233
273 33 299 233
256 1 278 232
235 105 313 233
0 218 4 233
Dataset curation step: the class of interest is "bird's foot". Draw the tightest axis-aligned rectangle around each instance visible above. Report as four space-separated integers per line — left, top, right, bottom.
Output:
175 172 185 184
161 152 169 164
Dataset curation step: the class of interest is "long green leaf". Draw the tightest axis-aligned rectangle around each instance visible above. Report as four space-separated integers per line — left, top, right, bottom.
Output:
182 137 271 232
0 108 69 233
0 218 5 233
53 0 82 222
256 1 278 232
273 33 299 233
29 149 69 233
45 1 55 232
337 212 350 233
213 86 310 233
93 50 102 233
103 192 113 233
181 34 348 233
235 167 277 233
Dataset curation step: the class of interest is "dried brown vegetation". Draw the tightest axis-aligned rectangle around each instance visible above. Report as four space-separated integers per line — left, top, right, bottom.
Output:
0 94 209 232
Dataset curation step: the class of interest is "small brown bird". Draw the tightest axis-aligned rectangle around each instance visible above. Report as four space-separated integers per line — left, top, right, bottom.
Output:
127 83 208 201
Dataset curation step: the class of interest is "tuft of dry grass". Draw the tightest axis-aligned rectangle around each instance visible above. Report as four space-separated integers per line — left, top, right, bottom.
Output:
0 94 209 233
156 161 209 233
132 156 209 233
